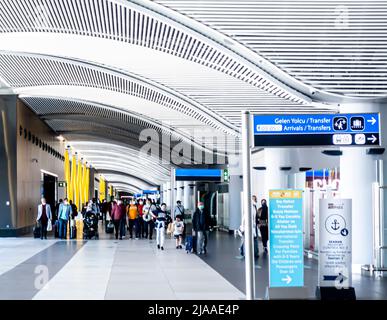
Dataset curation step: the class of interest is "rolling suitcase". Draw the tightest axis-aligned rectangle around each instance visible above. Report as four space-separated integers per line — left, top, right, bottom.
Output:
192 235 197 253
33 224 41 239
54 220 59 238
70 225 77 239
185 235 193 253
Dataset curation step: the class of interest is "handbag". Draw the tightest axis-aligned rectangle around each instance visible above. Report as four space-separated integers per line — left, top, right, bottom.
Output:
167 222 174 235
143 207 152 222
47 219 52 231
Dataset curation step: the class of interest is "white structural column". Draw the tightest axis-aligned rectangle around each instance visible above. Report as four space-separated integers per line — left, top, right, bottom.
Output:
228 154 243 231
176 181 184 203
241 111 255 300
339 103 387 266
170 169 175 213
165 182 171 206
192 183 198 210
183 181 191 210
160 185 163 204
229 174 243 230
162 183 167 204
264 148 291 197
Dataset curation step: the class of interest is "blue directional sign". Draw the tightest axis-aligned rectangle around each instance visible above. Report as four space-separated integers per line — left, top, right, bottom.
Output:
175 169 222 181
142 190 159 195
253 113 380 147
269 190 304 288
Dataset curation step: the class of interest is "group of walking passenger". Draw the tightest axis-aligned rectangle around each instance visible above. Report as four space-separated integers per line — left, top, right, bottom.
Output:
35 192 267 260
35 194 212 255
106 198 158 241
36 197 100 240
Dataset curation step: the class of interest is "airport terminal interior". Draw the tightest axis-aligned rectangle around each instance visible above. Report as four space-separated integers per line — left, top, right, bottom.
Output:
1 0 387 300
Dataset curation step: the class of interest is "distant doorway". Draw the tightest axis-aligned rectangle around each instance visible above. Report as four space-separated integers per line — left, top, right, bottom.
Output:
42 173 57 211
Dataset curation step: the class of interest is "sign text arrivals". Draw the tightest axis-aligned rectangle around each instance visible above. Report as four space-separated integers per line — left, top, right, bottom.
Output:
282 124 331 132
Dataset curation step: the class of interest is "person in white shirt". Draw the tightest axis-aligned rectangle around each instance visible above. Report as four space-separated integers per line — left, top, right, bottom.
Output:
173 215 185 249
142 199 157 239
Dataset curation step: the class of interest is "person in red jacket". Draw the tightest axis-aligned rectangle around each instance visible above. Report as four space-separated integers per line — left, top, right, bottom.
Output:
111 200 126 240
137 199 144 238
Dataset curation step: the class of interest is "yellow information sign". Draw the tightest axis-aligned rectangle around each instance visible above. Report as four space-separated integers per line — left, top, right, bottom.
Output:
269 190 302 199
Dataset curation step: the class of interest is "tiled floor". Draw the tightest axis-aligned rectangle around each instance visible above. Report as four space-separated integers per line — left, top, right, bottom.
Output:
199 231 387 300
0 240 85 299
0 228 244 300
2 226 386 300
0 238 58 276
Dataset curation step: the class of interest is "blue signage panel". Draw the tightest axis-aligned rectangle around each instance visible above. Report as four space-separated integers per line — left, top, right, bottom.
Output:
269 190 304 288
142 190 159 195
253 113 380 147
175 169 222 181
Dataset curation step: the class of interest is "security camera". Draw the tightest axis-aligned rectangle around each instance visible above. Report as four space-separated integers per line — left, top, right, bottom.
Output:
31 158 38 163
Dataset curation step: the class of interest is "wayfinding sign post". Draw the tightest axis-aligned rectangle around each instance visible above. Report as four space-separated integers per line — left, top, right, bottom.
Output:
242 111 372 300
269 190 304 287
265 190 308 299
317 199 356 300
253 113 380 147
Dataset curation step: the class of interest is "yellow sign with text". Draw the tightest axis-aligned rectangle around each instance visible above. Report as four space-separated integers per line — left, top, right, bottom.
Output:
269 190 302 199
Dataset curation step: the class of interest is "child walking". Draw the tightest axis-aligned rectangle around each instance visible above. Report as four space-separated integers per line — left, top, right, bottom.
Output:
174 216 184 249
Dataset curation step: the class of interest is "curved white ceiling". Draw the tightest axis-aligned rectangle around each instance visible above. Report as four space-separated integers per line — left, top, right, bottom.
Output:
0 0 372 192
19 95 227 157
0 52 235 134
0 0 314 104
70 141 170 186
0 33 337 123
100 173 155 191
155 0 387 98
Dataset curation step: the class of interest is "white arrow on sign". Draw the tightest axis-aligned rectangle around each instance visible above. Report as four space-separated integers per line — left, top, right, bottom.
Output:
281 275 292 285
367 117 377 125
367 135 378 143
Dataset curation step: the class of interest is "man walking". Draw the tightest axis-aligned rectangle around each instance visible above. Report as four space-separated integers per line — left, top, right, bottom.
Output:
57 198 72 239
192 202 211 254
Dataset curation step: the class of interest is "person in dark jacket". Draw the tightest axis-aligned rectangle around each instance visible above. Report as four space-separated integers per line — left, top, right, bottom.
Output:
54 199 63 222
101 199 108 224
69 200 78 219
258 199 269 253
192 202 211 254
111 200 126 240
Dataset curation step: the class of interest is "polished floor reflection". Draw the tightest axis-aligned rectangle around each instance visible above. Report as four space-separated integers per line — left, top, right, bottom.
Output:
199 231 387 300
0 234 243 300
1 228 386 300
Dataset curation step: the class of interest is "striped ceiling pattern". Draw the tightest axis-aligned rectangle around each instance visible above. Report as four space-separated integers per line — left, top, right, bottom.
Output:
0 0 382 191
155 0 387 97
